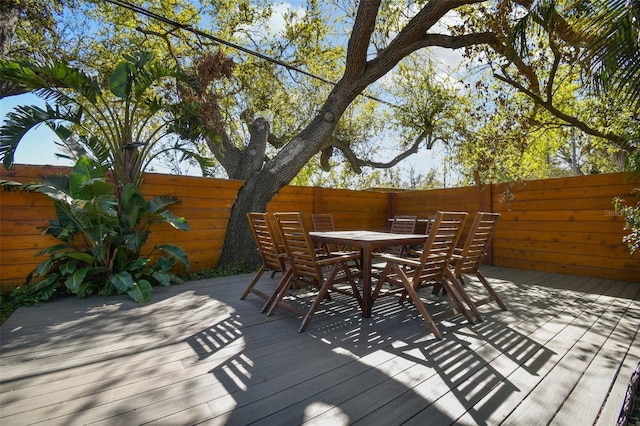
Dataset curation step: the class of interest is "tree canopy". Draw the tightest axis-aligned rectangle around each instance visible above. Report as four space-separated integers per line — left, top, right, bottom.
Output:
2 0 638 266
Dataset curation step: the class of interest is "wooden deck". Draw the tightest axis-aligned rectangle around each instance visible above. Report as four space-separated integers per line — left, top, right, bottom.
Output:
1 266 638 425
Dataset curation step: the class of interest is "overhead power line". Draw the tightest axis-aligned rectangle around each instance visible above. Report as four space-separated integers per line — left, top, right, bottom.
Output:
104 0 399 108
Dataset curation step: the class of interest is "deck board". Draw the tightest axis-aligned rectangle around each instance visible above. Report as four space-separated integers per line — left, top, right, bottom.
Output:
1 266 638 425
552 283 640 424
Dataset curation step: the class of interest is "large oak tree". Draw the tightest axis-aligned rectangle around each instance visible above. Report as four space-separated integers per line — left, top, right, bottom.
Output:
2 0 637 268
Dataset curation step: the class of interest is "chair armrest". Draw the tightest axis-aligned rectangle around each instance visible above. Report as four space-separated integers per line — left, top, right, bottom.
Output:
376 253 422 268
316 253 359 266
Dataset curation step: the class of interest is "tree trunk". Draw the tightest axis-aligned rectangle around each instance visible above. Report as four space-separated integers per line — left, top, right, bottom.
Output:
0 0 27 99
218 114 341 268
215 0 527 270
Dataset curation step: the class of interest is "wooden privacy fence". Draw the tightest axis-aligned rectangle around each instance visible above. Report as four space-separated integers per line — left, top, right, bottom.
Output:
391 173 640 281
1 165 638 289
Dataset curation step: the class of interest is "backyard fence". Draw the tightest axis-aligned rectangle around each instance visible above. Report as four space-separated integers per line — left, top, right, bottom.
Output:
1 165 638 289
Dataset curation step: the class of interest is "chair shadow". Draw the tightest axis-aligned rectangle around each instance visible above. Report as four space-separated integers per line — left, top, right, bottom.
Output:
183 274 554 425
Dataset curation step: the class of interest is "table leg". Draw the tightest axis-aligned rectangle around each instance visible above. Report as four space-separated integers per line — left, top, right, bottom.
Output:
362 245 372 317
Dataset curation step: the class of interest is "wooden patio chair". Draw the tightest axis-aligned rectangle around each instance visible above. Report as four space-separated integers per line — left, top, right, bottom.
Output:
390 215 418 233
444 212 507 321
424 215 436 235
312 213 360 261
311 213 335 233
373 211 472 339
268 212 363 332
385 215 418 256
311 213 340 255
241 212 293 303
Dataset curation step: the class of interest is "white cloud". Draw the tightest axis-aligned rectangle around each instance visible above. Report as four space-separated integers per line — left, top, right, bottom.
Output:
268 2 306 35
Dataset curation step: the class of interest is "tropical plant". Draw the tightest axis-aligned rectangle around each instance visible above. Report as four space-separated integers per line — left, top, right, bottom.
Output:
569 0 640 114
1 156 190 303
0 51 212 192
0 52 204 301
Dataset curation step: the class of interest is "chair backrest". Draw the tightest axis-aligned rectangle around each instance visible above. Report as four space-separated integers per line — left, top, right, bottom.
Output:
274 212 321 283
454 212 500 275
414 211 468 284
390 215 418 234
311 213 335 232
424 215 436 235
247 212 285 272
385 215 418 255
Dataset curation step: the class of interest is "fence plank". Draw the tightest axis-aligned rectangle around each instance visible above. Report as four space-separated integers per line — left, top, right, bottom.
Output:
1 166 639 289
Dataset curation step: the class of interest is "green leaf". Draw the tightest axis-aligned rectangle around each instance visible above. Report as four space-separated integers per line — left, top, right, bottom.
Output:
39 173 70 192
34 243 73 258
65 252 95 264
85 224 116 243
127 258 149 271
108 271 134 292
70 157 108 200
42 223 76 242
123 231 149 252
60 259 78 276
155 256 176 273
22 180 73 205
110 60 133 99
120 183 146 229
29 274 60 301
152 270 171 286
49 122 73 141
65 267 89 292
159 211 190 231
127 279 152 303
147 195 182 214
76 279 97 298
33 259 54 276
158 244 190 269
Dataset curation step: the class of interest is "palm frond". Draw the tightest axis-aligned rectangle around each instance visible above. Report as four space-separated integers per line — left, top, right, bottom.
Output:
0 59 101 103
0 104 82 169
573 0 640 112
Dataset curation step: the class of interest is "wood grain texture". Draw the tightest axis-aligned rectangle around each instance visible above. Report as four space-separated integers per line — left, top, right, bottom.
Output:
2 165 639 288
0 266 637 425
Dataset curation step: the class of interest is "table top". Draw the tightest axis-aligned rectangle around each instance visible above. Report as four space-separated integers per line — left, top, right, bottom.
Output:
309 230 427 245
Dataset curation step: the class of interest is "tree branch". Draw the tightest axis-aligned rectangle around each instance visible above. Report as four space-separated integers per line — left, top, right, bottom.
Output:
546 34 562 102
494 72 625 147
400 31 543 96
345 0 381 79
321 129 430 173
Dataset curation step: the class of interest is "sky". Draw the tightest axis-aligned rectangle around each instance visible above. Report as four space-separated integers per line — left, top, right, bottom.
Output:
0 1 462 184
1 93 74 167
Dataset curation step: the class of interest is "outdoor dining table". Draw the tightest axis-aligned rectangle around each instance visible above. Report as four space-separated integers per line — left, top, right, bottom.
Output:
309 230 428 318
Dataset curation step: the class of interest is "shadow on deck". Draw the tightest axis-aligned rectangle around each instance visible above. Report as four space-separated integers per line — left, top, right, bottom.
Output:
1 266 638 425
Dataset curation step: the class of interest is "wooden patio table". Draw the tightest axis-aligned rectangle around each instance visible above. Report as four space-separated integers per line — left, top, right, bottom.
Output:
309 230 428 318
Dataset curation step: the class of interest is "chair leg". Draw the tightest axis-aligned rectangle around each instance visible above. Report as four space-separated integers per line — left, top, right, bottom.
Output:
343 263 363 311
299 265 340 333
263 268 293 314
241 266 265 300
446 269 483 322
439 274 476 324
477 272 508 310
372 263 392 302
395 267 443 339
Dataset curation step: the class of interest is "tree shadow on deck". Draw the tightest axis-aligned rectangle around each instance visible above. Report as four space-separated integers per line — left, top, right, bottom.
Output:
183 272 555 425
